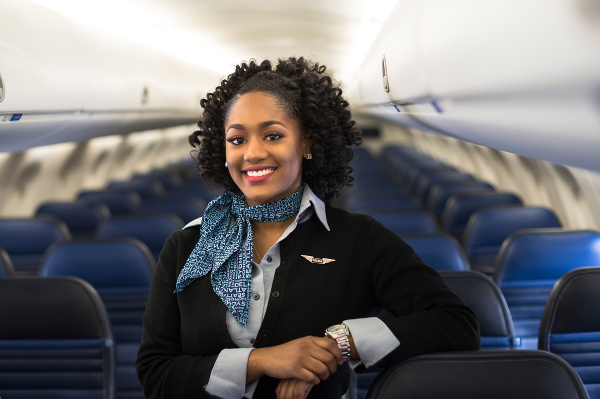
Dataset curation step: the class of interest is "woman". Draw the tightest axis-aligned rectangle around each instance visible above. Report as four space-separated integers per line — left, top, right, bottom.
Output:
136 57 480 399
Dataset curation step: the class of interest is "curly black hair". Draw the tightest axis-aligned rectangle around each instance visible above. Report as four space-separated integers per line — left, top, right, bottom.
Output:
188 57 362 203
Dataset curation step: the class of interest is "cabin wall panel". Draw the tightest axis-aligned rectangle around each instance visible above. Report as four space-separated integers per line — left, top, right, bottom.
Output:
0 126 193 217
372 122 600 231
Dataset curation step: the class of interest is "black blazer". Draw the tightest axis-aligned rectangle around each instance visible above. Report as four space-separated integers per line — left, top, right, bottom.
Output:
136 205 480 398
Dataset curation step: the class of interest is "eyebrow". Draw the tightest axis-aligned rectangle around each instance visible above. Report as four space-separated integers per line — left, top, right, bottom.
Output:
226 120 287 132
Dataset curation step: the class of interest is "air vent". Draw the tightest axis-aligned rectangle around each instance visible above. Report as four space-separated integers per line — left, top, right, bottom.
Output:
0 72 5 103
382 54 390 93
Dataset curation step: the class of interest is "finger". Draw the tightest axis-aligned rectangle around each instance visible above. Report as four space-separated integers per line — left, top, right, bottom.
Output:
312 336 344 367
295 381 314 399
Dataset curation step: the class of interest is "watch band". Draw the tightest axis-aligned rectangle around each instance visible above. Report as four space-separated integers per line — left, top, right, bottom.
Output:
336 332 351 362
325 324 351 362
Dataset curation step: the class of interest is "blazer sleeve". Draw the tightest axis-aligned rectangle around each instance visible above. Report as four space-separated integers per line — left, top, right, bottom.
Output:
135 230 220 399
364 219 480 366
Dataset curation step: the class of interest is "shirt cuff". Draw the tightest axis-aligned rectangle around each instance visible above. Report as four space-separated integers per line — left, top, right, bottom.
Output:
343 317 400 369
206 347 255 399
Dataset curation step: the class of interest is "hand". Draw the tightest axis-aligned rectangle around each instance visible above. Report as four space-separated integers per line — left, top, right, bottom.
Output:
247 336 342 385
276 379 314 399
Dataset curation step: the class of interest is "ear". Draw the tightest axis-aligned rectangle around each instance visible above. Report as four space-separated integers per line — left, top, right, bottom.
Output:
302 132 312 156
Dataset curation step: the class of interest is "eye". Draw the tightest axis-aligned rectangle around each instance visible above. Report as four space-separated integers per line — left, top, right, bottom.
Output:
265 132 284 141
226 136 246 145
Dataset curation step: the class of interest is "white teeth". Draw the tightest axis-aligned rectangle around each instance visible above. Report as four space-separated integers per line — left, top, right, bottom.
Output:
247 168 274 177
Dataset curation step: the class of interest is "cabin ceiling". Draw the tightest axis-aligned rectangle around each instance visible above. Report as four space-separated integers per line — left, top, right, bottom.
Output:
31 0 398 82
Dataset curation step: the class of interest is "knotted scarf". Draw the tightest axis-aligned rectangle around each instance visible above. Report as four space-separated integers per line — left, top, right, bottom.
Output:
174 186 304 326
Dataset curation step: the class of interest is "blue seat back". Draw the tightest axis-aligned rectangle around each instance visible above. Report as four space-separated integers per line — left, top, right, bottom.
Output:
0 277 115 399
442 191 523 240
0 247 15 277
495 229 600 349
370 211 439 235
134 171 182 190
347 195 420 214
539 267 600 399
108 179 165 201
365 351 588 399
464 206 561 273
404 165 455 195
403 234 469 271
40 238 155 291
428 181 495 219
35 201 111 237
0 216 71 274
40 238 155 399
138 198 206 224
416 172 474 205
78 190 141 216
96 215 183 260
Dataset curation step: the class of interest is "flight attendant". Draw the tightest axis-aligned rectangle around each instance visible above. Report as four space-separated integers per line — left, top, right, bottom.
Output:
136 57 480 399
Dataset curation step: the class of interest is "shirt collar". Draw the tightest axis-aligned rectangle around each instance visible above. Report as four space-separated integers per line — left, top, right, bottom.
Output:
183 183 330 231
298 183 330 231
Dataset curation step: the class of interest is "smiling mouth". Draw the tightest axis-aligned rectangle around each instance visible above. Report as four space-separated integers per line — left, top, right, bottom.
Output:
245 168 275 177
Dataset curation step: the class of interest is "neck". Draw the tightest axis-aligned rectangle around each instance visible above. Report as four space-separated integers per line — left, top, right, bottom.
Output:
251 214 297 262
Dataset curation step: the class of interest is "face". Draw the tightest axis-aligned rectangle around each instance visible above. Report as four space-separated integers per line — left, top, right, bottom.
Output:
224 92 310 207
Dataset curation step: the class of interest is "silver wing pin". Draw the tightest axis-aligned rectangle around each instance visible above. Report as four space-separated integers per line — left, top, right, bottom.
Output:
301 255 336 264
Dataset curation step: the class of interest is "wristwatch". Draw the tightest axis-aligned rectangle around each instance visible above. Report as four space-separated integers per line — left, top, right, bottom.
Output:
325 324 351 362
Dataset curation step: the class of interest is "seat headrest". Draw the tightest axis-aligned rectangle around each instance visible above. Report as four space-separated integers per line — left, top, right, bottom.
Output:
541 266 600 335
0 277 112 340
367 351 588 399
495 229 600 285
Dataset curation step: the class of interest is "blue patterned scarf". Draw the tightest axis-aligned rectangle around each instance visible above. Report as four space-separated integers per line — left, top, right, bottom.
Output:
174 186 304 326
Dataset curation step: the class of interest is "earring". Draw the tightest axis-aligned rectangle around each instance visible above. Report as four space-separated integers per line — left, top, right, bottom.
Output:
224 161 228 167
304 153 312 160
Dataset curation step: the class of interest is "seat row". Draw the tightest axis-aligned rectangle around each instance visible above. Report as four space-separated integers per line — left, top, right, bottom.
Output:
0 163 217 275
2 240 599 398
352 266 600 399
0 237 156 399
344 146 566 275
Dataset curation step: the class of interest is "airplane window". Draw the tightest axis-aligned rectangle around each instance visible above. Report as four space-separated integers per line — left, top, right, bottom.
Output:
0 72 4 102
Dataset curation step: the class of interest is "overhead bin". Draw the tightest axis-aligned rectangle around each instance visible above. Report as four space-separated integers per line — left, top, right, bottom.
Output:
355 0 600 172
0 0 220 152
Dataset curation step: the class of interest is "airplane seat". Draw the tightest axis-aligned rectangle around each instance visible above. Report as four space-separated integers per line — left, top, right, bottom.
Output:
353 270 518 399
178 178 225 202
0 216 71 275
427 181 495 219
35 200 111 238
464 206 562 275
346 196 421 214
442 191 523 241
78 189 142 216
402 234 469 271
415 171 475 206
0 247 16 277
383 157 445 188
369 211 439 235
403 165 456 196
494 229 600 350
134 170 183 190
39 238 155 399
96 214 184 261
539 267 600 399
440 270 518 350
108 179 166 201
137 197 207 225
364 351 588 399
0 276 115 399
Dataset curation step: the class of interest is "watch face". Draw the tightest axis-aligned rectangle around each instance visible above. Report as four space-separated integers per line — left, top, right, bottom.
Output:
326 324 346 334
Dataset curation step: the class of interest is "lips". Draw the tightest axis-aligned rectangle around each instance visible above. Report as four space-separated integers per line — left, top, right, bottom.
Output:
243 167 275 183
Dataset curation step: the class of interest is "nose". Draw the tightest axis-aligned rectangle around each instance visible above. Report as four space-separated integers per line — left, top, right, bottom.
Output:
244 136 268 162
